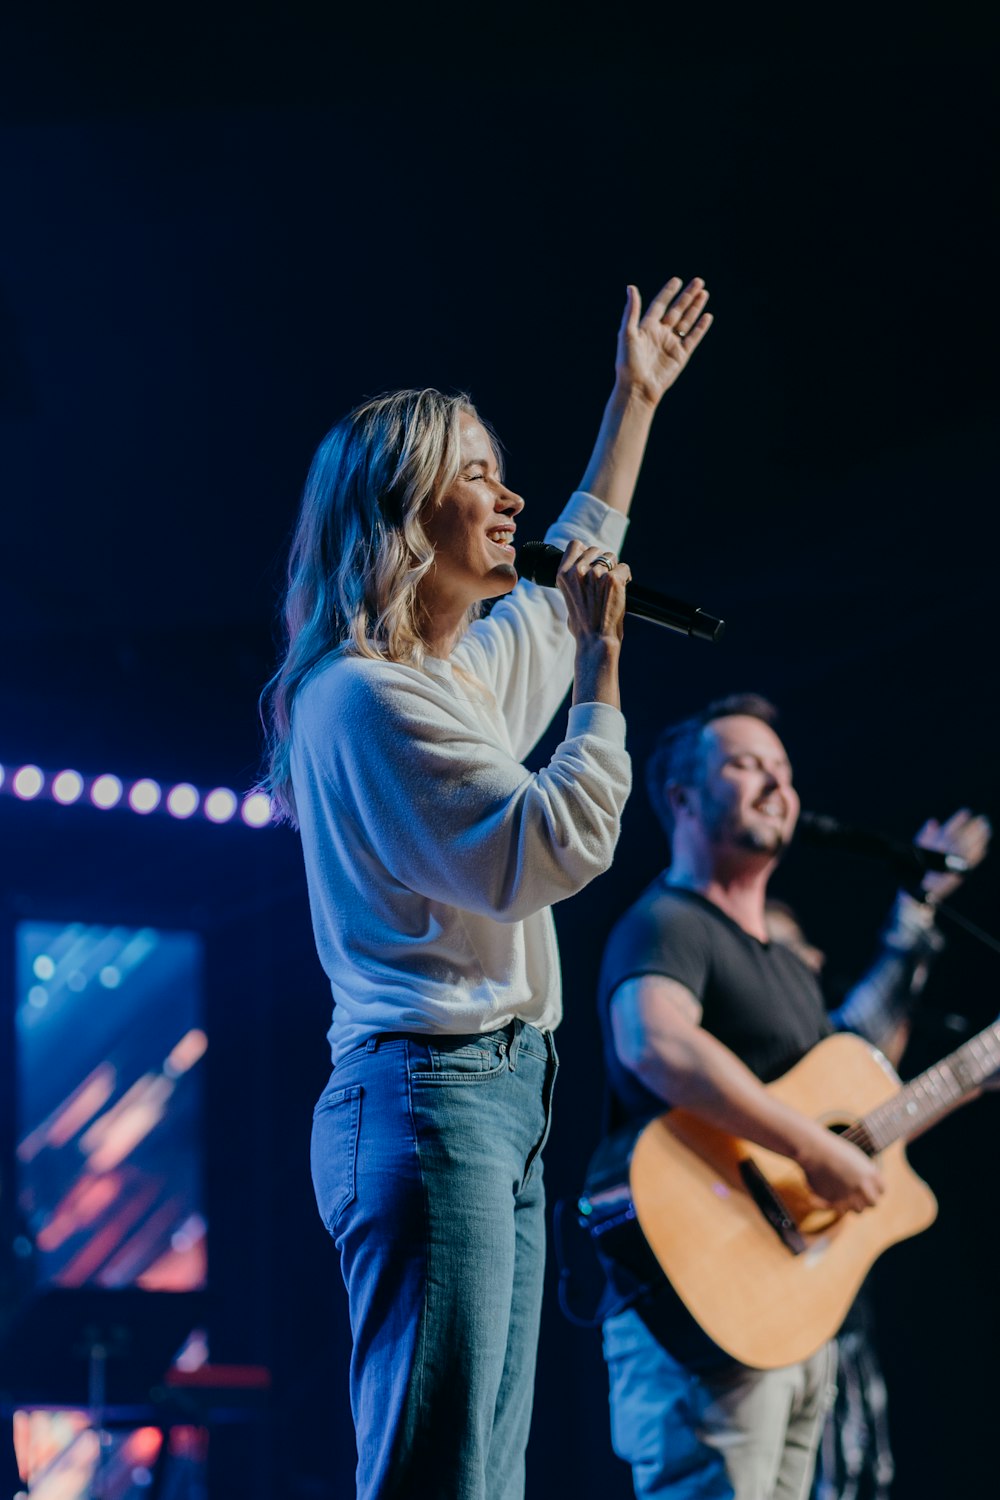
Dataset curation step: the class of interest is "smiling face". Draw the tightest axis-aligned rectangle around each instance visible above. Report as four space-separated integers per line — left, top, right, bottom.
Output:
684 714 800 860
418 414 525 623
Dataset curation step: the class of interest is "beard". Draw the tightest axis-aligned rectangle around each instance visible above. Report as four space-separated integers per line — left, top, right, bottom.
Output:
701 792 789 860
732 822 789 858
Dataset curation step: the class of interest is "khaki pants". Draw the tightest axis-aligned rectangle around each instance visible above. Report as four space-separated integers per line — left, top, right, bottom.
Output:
698 1343 837 1500
604 1306 837 1500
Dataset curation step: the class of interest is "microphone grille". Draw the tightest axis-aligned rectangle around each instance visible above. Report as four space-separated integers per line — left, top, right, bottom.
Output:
516 541 562 588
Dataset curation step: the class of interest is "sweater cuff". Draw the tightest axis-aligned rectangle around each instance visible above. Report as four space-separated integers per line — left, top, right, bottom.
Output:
567 700 627 749
545 492 630 556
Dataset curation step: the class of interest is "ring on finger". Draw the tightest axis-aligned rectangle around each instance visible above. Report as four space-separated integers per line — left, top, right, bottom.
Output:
591 553 616 571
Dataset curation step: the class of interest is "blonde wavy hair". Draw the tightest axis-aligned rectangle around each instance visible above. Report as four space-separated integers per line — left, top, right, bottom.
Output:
261 388 486 824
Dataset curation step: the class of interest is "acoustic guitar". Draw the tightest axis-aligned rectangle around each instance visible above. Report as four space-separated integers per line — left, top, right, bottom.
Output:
627 1019 1000 1370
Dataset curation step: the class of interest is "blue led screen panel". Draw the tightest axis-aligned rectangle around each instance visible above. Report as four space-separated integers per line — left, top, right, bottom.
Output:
15 923 207 1291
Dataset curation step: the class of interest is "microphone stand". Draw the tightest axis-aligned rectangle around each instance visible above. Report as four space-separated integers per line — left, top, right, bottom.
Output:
926 899 1000 960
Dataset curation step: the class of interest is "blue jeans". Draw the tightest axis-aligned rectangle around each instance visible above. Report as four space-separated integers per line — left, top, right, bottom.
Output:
311 1020 558 1499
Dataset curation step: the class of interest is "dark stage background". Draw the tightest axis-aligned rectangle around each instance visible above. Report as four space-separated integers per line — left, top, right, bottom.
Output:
1 7 998 1496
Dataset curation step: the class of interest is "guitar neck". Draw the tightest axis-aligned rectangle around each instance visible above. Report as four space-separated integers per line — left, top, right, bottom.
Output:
851 1018 1000 1154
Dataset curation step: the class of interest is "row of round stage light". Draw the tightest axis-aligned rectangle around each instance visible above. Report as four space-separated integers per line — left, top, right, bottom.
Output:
0 762 273 828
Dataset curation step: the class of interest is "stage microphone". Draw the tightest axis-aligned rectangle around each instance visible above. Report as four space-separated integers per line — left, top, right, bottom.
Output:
516 541 725 643
797 811 969 878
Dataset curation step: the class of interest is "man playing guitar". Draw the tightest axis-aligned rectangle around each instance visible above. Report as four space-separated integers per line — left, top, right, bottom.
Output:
593 692 989 1500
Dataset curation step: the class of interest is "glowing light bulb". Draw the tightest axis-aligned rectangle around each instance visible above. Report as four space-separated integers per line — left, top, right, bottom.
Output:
52 769 84 804
129 778 161 814
241 792 273 827
167 783 199 819
13 765 43 799
91 774 123 809
204 787 237 824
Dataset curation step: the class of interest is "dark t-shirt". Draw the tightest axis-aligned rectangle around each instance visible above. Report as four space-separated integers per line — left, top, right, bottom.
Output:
597 880 833 1125
590 880 835 1367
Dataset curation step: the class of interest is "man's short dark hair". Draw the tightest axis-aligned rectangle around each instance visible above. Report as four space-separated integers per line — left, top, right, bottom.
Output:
646 692 780 837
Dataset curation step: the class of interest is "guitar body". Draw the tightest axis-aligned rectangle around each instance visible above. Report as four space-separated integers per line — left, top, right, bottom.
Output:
629 1031 939 1371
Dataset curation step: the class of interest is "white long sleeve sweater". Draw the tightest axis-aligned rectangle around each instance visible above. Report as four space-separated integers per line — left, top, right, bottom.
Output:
290 491 632 1061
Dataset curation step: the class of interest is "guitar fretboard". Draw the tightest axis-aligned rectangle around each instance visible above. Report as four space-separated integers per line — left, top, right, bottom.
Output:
845 1019 1000 1155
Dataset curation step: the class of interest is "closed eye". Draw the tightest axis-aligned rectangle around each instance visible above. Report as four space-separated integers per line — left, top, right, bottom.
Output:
727 753 794 780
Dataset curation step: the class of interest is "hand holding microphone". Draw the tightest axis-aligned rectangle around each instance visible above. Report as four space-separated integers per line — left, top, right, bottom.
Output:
555 542 632 645
554 542 633 710
517 541 725 643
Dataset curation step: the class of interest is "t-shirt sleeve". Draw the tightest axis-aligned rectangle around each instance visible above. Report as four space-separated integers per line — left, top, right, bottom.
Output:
600 895 712 1006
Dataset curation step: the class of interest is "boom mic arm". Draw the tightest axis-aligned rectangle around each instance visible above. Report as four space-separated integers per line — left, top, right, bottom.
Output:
797 811 969 877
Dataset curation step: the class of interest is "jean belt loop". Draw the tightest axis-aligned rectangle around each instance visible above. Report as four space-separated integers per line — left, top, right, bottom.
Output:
508 1018 523 1072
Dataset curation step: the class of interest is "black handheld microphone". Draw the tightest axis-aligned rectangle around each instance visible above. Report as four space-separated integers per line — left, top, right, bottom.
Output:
516 541 725 643
797 811 969 878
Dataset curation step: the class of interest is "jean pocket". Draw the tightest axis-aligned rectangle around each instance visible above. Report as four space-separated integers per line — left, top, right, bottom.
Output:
311 1083 362 1234
409 1036 509 1083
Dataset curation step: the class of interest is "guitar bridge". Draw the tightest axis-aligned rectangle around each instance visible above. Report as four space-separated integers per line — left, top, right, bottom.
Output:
739 1159 808 1255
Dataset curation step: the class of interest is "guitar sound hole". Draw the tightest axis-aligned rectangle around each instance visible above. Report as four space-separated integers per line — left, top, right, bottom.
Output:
825 1117 876 1158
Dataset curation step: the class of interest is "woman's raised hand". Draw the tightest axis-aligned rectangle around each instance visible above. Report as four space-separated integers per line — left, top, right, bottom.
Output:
616 276 713 407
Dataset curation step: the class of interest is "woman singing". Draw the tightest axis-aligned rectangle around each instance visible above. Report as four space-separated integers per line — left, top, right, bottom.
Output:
262 276 712 1498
